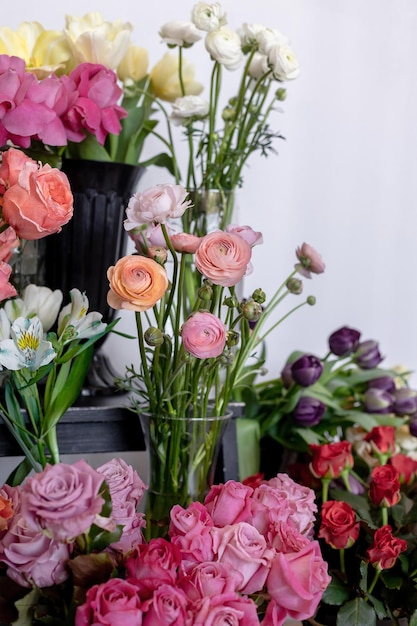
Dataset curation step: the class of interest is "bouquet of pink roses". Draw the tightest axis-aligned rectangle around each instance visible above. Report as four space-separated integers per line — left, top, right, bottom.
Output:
0 457 330 625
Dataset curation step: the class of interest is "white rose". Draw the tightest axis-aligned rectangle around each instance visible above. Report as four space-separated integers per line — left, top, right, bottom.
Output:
248 52 269 80
191 2 227 32
159 21 202 47
267 41 300 81
170 95 210 125
205 27 243 71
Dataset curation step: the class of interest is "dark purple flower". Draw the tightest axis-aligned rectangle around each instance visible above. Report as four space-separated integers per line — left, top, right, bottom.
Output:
409 419 417 438
354 340 383 370
280 362 294 388
363 388 394 414
368 376 396 393
291 354 323 387
328 326 361 357
293 396 326 427
393 388 417 417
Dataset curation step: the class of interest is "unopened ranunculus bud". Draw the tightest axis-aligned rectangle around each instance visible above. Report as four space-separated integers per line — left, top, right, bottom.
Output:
293 396 326 427
229 97 237 106
286 278 303 295
219 350 234 366
224 295 239 308
307 296 316 306
241 299 262 322
181 352 194 364
144 327 164 346
227 330 240 347
276 87 287 101
198 282 213 301
291 354 323 387
393 388 417 417
363 388 394 414
222 106 236 121
354 340 383 369
328 326 361 357
252 288 266 304
148 246 168 265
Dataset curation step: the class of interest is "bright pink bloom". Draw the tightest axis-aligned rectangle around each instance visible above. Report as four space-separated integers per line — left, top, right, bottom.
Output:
181 311 227 359
195 231 252 287
171 232 202 253
191 591 260 626
226 223 263 247
142 583 188 625
204 480 253 526
125 538 182 597
179 561 241 601
0 261 17 302
75 578 144 626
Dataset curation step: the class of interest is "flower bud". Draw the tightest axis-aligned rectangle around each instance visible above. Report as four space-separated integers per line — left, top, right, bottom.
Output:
223 295 239 308
222 106 236 121
144 327 165 346
226 330 240 347
241 299 262 322
280 362 294 388
363 388 394 414
293 396 326 427
286 278 303 295
328 326 361 357
307 296 316 306
393 388 417 417
148 246 168 265
354 340 383 369
291 354 323 387
198 282 213 301
219 350 234 366
276 88 287 101
252 288 266 304
368 376 396 393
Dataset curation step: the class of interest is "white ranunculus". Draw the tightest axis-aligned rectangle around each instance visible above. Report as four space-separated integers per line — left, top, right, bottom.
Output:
257 28 289 55
248 52 269 80
267 41 300 81
170 95 210 125
205 27 243 71
238 23 271 49
64 11 132 70
159 21 202 47
191 2 227 32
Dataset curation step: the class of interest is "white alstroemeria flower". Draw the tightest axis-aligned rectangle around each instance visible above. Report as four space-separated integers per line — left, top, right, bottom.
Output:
4 285 63 332
205 27 243 71
64 11 132 69
159 21 202 47
191 2 227 32
267 41 300 81
0 309 11 341
170 95 210 126
57 289 107 343
0 317 56 371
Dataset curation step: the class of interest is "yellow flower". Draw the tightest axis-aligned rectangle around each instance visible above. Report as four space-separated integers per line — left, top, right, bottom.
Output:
117 43 149 83
149 52 203 102
0 22 71 77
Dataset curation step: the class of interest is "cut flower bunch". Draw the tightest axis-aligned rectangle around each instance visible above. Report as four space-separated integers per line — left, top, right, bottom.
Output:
0 457 331 625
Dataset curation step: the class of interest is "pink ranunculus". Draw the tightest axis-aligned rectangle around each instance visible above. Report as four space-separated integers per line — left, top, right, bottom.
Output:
96 457 147 507
2 161 73 240
180 311 227 359
204 480 254 526
194 231 252 287
211 522 275 594
125 184 192 228
226 224 263 247
142 583 188 625
1 512 72 588
125 538 182 598
20 460 106 542
0 226 19 263
179 561 241 602
75 578 144 626
266 540 331 623
295 242 325 279
0 261 17 302
191 592 260 626
62 63 127 145
170 232 202 253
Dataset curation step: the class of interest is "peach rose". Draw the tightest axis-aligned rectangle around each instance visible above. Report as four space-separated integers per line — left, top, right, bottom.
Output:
0 147 35 187
107 255 169 312
0 261 17 302
195 231 252 287
2 162 73 240
0 225 19 263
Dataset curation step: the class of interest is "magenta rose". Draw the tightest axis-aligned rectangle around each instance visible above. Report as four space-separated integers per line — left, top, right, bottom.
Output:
181 311 227 359
195 231 252 287
142 583 188 626
266 540 331 622
125 538 182 598
204 480 253 526
267 521 311 554
169 501 214 538
125 184 191 227
75 578 143 626
20 460 106 542
179 561 240 601
191 592 259 626
211 522 274 594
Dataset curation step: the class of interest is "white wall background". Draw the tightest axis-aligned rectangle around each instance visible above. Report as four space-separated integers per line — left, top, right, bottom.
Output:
2 1 417 480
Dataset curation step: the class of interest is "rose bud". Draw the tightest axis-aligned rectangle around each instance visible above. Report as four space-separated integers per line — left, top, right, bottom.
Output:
318 501 360 549
367 525 407 571
291 354 323 387
328 326 361 357
363 388 394 414
293 396 326 427
368 376 396 393
364 426 396 456
393 388 417 417
309 441 354 479
369 465 401 507
354 339 383 369
389 453 417 484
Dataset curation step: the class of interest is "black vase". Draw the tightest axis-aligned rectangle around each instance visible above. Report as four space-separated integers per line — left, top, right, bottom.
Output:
43 159 144 324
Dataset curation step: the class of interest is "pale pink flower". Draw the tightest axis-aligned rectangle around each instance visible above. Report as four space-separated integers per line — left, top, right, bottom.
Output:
96 458 146 506
195 231 252 287
226 224 263 247
295 242 325 279
180 311 227 359
0 261 17 302
179 561 241 600
191 592 260 626
0 226 19 263
125 184 191 228
171 232 202 253
204 480 253 526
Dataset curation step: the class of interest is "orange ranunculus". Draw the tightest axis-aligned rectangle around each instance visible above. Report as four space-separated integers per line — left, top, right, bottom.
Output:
194 231 252 287
107 255 169 312
0 493 14 531
2 161 73 240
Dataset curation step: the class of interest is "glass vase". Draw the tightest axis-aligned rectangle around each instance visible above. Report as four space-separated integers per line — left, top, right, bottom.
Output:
187 189 235 236
139 410 233 540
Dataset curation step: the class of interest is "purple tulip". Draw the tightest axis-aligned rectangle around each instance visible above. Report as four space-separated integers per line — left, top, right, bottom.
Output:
293 396 326 427
291 354 323 387
409 418 417 438
363 388 394 414
280 362 294 388
354 340 383 370
367 376 396 393
393 388 417 417
328 326 361 357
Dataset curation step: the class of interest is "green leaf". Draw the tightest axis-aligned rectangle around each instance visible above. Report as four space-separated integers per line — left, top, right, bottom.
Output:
337 598 376 626
409 609 417 626
321 576 352 605
140 152 176 175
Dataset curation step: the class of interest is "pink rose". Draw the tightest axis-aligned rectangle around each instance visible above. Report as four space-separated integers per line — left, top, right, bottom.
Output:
211 522 274 594
195 231 252 287
266 541 331 622
226 224 263 247
181 311 227 359
75 578 143 626
260 599 288 626
0 226 19 263
170 232 202 253
267 521 311 553
0 512 71 588
20 460 106 542
169 501 214 538
0 147 35 187
2 161 73 240
179 562 240 601
0 261 17 302
191 592 259 626
96 457 147 507
125 538 182 598
204 480 253 526
142 584 188 625
110 511 146 555
295 242 325 279
125 184 191 228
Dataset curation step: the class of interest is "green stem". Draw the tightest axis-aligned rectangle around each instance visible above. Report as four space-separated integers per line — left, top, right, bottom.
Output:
367 568 381 595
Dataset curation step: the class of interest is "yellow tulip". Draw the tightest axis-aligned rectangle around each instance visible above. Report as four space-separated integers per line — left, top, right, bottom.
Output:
117 44 149 83
149 52 203 102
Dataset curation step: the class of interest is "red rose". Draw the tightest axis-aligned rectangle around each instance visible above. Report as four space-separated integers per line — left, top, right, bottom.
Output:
318 501 360 549
309 441 354 479
389 453 417 484
369 465 401 507
367 525 407 570
365 426 396 456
